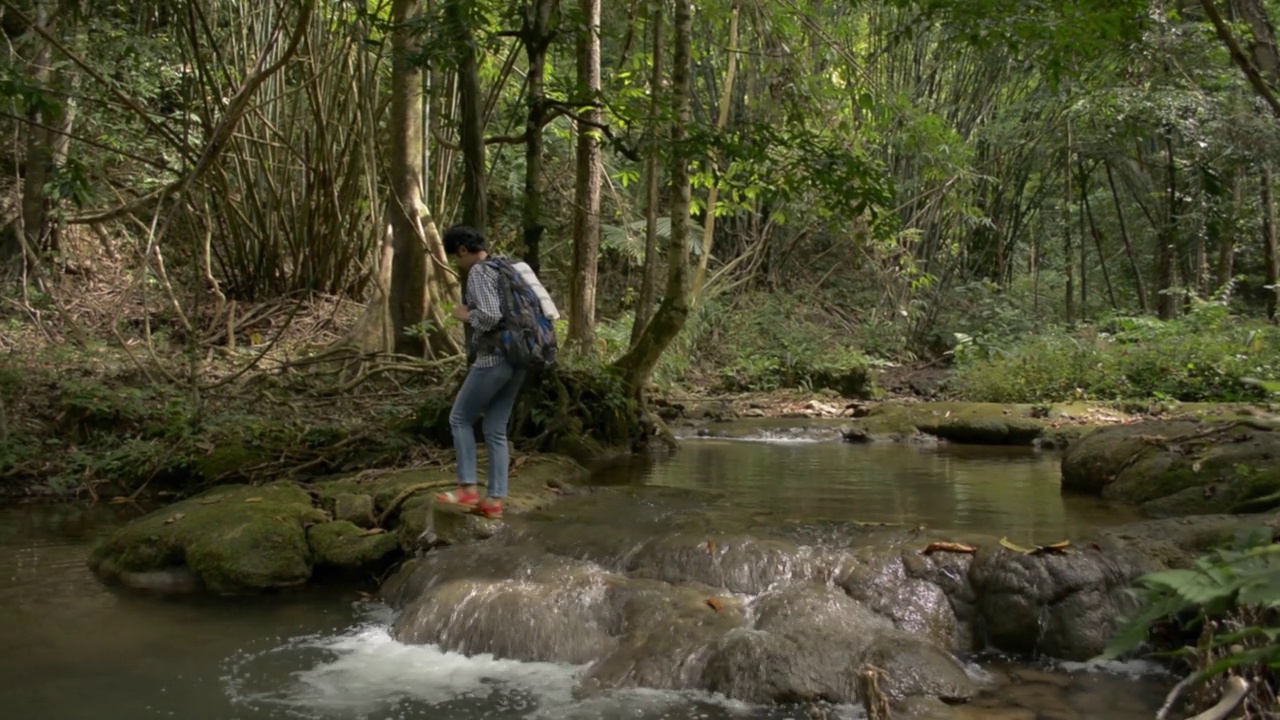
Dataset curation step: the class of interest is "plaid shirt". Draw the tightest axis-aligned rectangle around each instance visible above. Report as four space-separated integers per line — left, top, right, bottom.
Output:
466 260 505 368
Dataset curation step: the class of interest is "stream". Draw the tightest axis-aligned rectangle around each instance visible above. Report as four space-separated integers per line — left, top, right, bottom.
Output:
1 430 1172 719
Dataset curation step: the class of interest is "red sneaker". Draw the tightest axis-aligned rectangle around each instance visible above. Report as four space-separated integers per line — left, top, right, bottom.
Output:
435 486 480 511
475 498 504 519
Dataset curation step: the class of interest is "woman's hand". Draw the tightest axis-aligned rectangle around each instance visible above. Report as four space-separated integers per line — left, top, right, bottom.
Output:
452 304 471 322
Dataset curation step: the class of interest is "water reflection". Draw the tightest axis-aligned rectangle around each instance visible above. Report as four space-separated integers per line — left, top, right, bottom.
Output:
614 437 1142 545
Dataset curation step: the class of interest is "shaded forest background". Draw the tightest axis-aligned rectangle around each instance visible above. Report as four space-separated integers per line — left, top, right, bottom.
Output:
3 0 1280 491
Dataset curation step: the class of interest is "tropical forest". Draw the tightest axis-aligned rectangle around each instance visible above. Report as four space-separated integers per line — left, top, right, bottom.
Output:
3 0 1280 718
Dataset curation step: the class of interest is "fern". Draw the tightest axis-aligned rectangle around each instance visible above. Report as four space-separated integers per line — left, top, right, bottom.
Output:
1103 530 1280 664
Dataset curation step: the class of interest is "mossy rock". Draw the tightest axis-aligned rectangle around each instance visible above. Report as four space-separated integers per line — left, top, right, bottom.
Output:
89 482 329 594
805 362 876 399
837 401 1139 448
307 521 400 570
333 493 377 528
394 454 590 551
1061 421 1280 516
915 415 1046 445
189 440 270 481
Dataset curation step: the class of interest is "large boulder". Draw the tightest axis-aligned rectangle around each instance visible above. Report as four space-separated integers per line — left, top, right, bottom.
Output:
700 584 976 705
968 547 1141 660
1061 420 1280 515
89 482 328 594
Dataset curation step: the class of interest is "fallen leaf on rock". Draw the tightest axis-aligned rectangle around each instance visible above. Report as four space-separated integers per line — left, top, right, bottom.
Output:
999 537 1036 554
199 497 223 505
359 528 387 537
705 597 725 612
163 513 185 525
922 542 977 555
705 539 717 553
1030 540 1072 556
244 497 263 504
108 497 130 505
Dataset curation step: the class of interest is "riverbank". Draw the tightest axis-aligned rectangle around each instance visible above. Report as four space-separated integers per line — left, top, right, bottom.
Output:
3 331 1274 505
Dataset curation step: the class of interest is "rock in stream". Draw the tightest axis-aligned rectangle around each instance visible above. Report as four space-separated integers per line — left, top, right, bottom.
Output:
378 488 1280 709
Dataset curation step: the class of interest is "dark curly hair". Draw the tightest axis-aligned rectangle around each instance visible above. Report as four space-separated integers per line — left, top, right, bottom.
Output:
442 225 488 255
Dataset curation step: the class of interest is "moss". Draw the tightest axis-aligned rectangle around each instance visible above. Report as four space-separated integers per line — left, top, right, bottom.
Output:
916 415 1045 445
89 482 328 594
307 521 400 569
1062 421 1280 516
189 440 268 481
333 493 377 528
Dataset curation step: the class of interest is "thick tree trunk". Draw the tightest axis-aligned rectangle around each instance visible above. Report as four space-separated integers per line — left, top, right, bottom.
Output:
520 0 557 273
13 0 65 264
631 1 664 345
613 0 693 397
1263 165 1279 321
377 0 459 358
568 0 602 346
448 0 487 231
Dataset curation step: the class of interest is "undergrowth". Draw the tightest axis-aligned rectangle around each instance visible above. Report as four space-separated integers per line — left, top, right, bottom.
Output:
593 291 884 397
952 298 1280 403
1103 528 1280 719
0 336 448 499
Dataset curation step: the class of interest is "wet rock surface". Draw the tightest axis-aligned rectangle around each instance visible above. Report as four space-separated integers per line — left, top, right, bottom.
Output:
380 486 1269 708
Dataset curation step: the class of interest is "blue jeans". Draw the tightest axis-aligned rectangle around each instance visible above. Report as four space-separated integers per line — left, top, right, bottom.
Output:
449 361 526 498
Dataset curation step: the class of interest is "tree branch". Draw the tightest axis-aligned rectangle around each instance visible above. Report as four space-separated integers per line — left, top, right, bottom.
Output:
1199 0 1280 119
432 107 569 150
547 101 642 161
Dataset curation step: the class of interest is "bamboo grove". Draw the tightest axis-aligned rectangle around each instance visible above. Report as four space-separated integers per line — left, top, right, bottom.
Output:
2 0 1280 394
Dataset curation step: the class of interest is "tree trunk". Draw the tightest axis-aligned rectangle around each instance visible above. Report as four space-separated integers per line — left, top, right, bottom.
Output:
1082 160 1118 310
613 0 693 397
520 0 557 273
1078 157 1088 316
1105 160 1149 313
379 0 459 358
1063 128 1074 324
631 0 664 345
691 1 741 305
1157 133 1179 319
13 0 65 264
1216 176 1240 291
568 0 602 346
1263 165 1279 321
448 0 487 231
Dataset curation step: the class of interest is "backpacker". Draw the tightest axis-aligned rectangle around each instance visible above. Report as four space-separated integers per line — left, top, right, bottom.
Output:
480 257 559 373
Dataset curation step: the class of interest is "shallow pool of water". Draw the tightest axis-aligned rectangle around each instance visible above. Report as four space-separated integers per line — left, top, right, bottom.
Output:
618 432 1143 546
0 437 1166 719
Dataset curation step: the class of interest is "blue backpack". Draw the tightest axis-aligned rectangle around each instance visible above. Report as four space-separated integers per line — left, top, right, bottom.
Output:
482 258 558 373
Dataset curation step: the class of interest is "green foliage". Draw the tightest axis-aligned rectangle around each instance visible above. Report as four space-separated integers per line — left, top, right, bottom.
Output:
682 293 881 396
1102 530 1280 711
953 299 1280 403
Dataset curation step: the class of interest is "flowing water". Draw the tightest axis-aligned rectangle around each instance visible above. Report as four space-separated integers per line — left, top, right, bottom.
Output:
0 431 1170 719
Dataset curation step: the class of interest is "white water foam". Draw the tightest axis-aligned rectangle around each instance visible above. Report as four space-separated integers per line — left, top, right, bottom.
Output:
221 604 798 720
1051 657 1171 679
681 430 835 446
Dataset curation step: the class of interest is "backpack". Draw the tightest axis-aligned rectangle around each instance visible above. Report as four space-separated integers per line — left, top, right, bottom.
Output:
481 257 559 373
